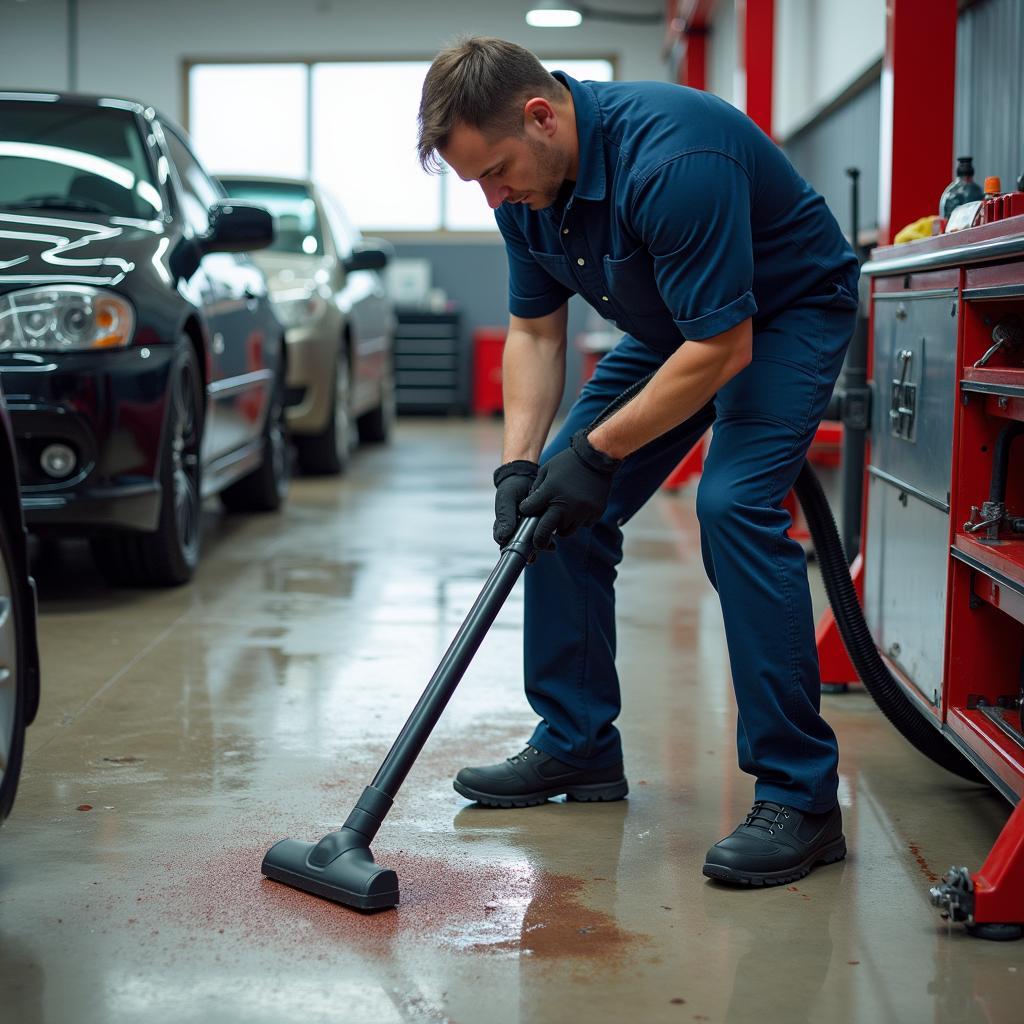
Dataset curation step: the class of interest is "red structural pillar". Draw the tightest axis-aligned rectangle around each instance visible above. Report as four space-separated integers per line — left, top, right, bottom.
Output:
672 0 715 89
878 0 957 245
678 28 708 88
736 0 774 137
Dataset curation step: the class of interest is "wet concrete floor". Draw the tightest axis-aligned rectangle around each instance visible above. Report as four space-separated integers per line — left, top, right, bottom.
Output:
0 418 1020 1023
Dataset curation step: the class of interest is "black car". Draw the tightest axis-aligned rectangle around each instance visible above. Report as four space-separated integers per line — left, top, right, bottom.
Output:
0 91 288 586
0 376 40 823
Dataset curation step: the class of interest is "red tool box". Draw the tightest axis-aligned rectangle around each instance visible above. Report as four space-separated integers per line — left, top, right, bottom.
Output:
860 207 1024 938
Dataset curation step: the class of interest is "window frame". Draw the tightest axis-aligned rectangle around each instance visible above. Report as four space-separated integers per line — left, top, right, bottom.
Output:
182 53 618 239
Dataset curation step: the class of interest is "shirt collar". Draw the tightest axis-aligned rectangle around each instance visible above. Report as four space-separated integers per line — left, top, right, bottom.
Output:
552 71 606 203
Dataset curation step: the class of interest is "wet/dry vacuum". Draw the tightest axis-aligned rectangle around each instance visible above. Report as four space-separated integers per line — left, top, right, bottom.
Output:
261 516 540 910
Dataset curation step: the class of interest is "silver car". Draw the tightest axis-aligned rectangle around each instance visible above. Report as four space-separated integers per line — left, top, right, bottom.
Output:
219 176 396 474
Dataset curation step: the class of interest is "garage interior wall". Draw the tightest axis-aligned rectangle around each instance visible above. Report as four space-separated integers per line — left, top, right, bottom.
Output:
5 0 1021 401
772 0 884 242
700 0 1022 246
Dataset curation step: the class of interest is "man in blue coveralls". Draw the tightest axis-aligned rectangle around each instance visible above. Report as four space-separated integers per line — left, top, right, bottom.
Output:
417 38 859 885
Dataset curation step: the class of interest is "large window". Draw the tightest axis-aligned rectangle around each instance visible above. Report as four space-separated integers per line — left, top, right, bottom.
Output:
189 64 308 180
188 58 613 233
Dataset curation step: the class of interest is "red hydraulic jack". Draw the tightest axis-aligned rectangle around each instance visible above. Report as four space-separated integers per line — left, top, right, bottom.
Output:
930 801 1024 941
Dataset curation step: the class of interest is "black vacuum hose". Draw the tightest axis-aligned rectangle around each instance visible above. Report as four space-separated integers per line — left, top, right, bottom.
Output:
794 461 985 784
990 422 1024 503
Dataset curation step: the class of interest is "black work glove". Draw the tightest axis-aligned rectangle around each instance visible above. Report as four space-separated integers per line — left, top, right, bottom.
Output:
518 430 622 550
493 459 539 546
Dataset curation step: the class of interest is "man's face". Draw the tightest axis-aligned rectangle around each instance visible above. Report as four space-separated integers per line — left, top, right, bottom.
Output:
440 120 568 212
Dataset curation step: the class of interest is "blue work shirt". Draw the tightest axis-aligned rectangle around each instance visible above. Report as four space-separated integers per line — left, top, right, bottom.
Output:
496 73 859 352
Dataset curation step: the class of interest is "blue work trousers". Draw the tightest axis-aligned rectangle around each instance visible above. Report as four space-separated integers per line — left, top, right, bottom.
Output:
524 294 857 813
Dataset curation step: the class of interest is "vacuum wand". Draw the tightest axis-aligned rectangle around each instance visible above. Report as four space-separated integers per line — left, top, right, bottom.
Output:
261 516 539 910
372 516 538 798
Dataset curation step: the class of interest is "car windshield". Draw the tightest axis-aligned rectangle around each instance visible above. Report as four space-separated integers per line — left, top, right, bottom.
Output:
0 100 162 220
220 179 324 256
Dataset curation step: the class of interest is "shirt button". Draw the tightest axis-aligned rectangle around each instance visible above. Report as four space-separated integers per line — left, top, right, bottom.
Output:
577 257 585 266
562 228 569 235
601 295 609 301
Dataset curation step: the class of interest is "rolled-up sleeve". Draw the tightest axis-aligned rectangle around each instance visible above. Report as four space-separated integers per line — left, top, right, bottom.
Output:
495 206 574 319
631 151 757 340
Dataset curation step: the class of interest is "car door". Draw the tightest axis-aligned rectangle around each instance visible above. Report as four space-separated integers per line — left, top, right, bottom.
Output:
158 126 271 465
319 190 390 415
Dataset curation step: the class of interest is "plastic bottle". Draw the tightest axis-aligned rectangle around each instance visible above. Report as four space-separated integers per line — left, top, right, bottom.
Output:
939 156 984 218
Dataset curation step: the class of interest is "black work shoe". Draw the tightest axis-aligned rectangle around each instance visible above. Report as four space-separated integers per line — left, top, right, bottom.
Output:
453 745 628 808
702 801 846 886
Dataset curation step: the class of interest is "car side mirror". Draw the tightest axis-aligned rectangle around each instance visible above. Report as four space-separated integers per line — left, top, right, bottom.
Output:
201 200 275 254
343 242 390 273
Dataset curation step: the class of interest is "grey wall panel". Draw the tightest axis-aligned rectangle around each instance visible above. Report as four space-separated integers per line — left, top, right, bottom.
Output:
783 0 1024 244
391 242 592 416
783 78 882 238
955 0 1024 191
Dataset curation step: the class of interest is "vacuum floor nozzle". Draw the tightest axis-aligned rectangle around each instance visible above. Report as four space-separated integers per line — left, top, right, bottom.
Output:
261 831 400 910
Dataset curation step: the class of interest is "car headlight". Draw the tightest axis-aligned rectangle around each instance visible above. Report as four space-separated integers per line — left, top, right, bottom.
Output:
0 286 135 351
271 288 328 330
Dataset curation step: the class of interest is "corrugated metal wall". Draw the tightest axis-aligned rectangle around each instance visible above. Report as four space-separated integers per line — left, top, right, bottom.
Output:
783 0 1024 240
955 0 1024 191
783 79 882 238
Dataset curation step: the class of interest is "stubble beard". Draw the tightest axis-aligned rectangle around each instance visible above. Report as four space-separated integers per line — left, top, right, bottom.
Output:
525 136 569 210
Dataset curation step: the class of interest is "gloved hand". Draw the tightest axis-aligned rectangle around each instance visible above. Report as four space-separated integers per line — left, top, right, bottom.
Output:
518 430 621 550
493 459 539 546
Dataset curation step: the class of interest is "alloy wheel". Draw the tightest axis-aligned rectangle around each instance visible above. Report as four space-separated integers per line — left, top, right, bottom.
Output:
268 385 289 499
171 353 201 564
334 353 353 460
0 541 18 780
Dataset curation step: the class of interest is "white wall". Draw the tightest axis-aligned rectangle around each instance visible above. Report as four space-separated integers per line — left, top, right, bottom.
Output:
0 0 667 123
774 0 885 139
0 0 68 91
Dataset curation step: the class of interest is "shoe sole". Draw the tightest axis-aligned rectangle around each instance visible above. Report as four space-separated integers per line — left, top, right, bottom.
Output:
452 777 629 808
701 836 847 887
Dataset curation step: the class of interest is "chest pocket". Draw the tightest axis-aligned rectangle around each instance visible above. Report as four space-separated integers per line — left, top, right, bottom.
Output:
528 249 578 294
603 246 666 314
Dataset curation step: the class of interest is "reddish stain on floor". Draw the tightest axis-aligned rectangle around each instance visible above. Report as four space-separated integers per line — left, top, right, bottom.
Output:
907 842 939 883
76 804 93 812
131 843 645 964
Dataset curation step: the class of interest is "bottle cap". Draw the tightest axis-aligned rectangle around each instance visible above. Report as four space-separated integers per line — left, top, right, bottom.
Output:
984 176 1001 194
956 156 975 175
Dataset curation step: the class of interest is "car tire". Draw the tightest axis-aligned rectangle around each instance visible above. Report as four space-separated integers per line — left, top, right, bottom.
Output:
295 344 352 475
356 365 395 444
92 341 203 587
0 515 28 822
220 363 290 513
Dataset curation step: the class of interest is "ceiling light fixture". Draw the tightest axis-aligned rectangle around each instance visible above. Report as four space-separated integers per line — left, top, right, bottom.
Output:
526 3 583 28
525 1 662 28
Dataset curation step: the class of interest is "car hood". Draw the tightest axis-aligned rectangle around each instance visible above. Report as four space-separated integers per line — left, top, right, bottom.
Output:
0 209 173 295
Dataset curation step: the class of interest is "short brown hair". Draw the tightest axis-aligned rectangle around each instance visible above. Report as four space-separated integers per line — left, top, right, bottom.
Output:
417 36 565 173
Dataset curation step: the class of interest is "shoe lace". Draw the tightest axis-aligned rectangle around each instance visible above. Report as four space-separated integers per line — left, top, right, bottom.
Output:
508 745 539 764
742 800 790 835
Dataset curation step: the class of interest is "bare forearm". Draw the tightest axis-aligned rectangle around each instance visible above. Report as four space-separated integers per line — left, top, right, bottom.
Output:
501 315 567 463
589 319 753 460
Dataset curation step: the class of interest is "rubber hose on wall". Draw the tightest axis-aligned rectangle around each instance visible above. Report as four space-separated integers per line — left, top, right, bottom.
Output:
794 462 985 785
